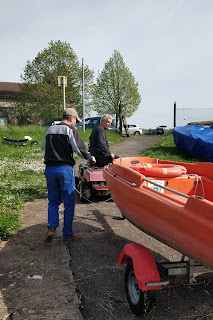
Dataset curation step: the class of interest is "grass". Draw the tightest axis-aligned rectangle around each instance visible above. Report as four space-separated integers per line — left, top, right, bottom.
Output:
0 125 47 240
0 125 123 240
141 132 206 163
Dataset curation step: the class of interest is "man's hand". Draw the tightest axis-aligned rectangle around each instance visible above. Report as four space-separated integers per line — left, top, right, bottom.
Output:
90 156 96 164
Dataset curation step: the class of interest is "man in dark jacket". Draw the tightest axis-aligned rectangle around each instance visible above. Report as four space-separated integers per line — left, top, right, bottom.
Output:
42 108 95 244
89 114 119 167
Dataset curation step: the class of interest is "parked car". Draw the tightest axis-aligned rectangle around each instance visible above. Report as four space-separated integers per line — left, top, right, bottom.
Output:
84 117 116 131
144 126 167 135
75 122 83 130
84 117 101 128
42 118 61 126
43 118 83 129
122 124 142 135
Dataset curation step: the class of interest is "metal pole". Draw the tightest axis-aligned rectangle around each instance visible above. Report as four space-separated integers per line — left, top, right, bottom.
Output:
82 58 85 132
174 101 176 127
119 101 122 135
142 177 190 199
63 76 66 110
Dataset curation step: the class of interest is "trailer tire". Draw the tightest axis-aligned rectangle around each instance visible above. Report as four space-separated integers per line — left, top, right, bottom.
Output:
125 259 155 316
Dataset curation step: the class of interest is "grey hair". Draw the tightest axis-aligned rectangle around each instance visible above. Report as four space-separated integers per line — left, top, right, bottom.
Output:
101 114 112 122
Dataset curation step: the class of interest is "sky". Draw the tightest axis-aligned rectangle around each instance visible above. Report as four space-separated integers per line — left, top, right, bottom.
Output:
1 0 213 129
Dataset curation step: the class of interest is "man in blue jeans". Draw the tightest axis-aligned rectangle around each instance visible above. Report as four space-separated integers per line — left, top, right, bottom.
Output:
42 108 96 244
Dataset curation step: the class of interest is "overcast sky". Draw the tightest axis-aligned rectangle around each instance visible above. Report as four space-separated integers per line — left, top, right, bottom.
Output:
1 0 213 128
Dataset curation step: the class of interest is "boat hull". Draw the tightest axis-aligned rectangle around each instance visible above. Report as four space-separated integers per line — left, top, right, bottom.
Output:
103 158 213 269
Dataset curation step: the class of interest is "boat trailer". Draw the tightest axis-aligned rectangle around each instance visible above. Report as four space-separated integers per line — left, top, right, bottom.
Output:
117 242 212 316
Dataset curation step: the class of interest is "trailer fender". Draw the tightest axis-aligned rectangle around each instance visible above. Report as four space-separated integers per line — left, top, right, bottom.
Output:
117 243 161 291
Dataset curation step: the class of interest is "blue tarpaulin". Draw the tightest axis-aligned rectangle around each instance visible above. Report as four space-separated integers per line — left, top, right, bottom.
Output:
173 125 213 162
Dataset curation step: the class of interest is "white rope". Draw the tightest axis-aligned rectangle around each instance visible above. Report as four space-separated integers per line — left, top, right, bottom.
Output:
74 187 113 204
121 157 128 166
185 174 205 199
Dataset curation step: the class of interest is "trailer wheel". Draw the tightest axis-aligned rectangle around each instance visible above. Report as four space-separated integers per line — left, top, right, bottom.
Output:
125 260 155 316
79 181 92 202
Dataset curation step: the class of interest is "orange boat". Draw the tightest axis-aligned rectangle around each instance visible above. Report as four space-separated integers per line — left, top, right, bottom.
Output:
103 157 213 269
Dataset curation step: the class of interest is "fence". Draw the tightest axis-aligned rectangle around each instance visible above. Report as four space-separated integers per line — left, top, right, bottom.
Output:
174 102 213 127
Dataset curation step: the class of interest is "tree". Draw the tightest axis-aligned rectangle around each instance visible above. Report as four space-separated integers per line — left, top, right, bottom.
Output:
93 50 141 126
16 40 94 124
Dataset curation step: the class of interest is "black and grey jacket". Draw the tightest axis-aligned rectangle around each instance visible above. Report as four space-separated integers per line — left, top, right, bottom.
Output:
89 124 111 157
41 122 91 167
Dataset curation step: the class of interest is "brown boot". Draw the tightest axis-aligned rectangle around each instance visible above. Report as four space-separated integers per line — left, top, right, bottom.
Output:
63 233 81 244
44 228 56 243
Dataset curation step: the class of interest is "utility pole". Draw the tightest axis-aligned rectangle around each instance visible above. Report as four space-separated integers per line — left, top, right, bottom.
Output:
82 58 85 131
63 76 66 110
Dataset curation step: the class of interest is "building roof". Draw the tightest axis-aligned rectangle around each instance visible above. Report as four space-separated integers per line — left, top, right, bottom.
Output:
0 82 21 99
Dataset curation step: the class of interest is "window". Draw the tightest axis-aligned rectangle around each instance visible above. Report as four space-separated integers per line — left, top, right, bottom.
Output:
91 119 100 126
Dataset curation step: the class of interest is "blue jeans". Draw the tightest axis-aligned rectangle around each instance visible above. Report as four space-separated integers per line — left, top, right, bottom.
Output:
44 166 75 239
